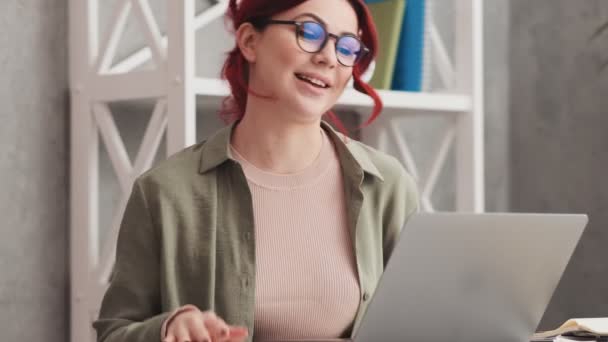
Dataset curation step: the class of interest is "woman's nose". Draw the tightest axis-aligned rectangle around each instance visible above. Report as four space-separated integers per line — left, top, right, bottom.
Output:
312 40 338 68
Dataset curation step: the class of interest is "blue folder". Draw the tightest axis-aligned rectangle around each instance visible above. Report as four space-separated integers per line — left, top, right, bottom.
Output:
391 0 426 91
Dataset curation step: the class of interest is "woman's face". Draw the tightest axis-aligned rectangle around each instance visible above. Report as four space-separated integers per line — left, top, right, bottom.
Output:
246 0 359 124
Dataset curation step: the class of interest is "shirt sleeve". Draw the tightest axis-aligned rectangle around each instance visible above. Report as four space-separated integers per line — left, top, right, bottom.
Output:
92 178 171 342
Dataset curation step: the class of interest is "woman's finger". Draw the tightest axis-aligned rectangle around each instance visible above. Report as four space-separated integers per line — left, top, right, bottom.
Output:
162 335 176 342
186 314 212 342
173 323 193 342
226 336 248 342
226 326 249 341
202 312 231 341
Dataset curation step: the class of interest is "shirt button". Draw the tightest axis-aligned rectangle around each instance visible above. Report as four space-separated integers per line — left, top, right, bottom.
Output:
241 277 250 287
362 291 370 301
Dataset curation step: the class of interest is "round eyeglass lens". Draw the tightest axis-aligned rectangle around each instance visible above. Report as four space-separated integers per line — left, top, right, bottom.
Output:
297 21 326 52
336 36 362 66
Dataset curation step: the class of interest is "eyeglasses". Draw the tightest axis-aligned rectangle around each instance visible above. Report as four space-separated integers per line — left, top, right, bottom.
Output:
253 19 369 67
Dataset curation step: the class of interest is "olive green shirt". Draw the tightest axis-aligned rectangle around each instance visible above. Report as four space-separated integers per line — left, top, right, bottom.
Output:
92 120 419 342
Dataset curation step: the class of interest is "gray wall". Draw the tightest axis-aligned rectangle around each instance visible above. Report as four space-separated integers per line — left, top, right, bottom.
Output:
0 0 69 341
510 0 608 329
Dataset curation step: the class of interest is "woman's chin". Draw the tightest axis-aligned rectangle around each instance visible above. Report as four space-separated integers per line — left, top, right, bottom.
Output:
281 99 325 122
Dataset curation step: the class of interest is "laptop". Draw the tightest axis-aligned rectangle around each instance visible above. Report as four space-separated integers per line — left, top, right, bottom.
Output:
257 213 588 342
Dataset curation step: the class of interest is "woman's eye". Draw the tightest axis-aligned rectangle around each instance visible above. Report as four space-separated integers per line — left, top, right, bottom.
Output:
337 37 361 56
302 30 322 40
338 46 355 56
301 23 324 40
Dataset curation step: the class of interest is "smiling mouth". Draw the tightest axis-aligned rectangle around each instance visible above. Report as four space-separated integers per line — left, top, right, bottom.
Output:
294 73 330 89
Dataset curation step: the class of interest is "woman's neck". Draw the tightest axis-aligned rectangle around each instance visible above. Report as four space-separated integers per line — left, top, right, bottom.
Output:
230 111 324 174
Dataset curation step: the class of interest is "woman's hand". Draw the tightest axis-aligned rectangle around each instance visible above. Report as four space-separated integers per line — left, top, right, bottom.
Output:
163 307 249 342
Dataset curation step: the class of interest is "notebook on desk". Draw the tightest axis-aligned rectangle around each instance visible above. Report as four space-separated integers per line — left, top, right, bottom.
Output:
257 213 587 342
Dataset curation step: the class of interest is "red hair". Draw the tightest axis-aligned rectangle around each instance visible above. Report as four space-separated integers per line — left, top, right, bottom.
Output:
219 0 383 136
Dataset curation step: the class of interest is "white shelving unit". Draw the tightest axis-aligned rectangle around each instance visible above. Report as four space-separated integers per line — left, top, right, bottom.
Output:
68 0 484 341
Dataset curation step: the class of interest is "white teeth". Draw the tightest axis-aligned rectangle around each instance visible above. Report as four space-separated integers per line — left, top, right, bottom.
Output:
296 74 328 88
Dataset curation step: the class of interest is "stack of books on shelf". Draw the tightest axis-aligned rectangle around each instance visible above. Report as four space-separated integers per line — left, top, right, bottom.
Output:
531 318 608 342
364 0 428 92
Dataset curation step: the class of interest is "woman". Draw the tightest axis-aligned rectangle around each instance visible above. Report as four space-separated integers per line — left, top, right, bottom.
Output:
93 0 419 341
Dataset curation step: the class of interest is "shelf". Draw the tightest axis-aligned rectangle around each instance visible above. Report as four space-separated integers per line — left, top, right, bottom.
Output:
194 77 470 114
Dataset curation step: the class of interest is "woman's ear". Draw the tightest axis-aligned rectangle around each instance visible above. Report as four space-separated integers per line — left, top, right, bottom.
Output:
236 22 258 63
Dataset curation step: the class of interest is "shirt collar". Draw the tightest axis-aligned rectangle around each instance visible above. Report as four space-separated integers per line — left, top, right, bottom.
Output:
198 120 384 182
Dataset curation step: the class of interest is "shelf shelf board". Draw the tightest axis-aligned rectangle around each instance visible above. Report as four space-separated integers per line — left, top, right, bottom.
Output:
194 77 470 114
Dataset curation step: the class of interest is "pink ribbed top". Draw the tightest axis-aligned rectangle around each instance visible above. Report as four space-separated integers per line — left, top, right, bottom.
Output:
230 128 360 340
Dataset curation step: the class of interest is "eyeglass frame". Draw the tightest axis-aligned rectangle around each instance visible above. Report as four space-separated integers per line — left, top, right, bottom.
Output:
250 18 370 67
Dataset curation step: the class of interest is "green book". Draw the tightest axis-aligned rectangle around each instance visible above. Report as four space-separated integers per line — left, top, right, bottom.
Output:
366 0 407 89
